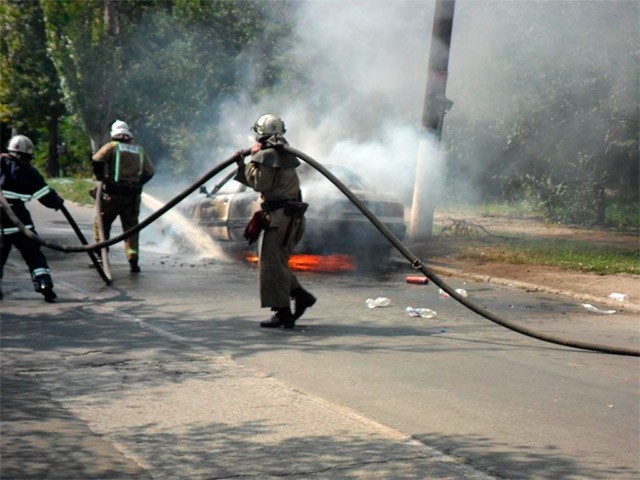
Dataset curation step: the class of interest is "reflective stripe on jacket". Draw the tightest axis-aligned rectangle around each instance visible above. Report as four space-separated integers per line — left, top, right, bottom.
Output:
0 153 62 234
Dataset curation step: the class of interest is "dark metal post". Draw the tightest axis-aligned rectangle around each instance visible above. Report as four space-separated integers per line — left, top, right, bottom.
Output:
409 0 456 240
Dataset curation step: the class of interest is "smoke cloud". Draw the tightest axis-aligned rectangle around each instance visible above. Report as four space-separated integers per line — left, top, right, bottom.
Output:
209 0 435 206
154 0 638 219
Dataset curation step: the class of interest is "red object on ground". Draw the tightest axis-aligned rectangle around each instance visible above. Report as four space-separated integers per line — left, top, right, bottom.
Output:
406 276 429 285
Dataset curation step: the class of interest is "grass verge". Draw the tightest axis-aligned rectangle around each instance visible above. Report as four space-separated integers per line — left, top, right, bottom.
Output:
454 237 639 275
49 178 94 206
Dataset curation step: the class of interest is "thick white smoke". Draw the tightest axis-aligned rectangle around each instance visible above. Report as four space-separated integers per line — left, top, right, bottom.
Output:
183 0 638 214
213 0 437 205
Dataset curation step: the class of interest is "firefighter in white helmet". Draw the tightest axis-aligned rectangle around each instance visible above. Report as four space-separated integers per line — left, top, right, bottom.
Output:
91 120 154 273
1 134 65 302
234 114 316 328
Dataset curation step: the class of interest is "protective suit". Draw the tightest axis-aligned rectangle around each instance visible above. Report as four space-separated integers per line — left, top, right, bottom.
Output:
91 120 154 272
0 136 64 302
235 115 316 328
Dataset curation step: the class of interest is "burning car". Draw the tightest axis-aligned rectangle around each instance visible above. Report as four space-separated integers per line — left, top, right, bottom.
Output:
187 163 406 268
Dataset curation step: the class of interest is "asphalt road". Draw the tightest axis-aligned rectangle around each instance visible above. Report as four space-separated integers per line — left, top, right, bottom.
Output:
1 202 638 480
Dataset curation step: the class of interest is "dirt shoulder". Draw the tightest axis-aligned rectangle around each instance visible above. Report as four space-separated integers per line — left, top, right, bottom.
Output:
405 213 640 313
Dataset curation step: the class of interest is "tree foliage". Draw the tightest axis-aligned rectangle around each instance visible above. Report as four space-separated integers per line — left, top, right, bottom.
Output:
0 0 636 228
0 0 64 175
445 0 638 226
41 0 132 150
39 0 294 173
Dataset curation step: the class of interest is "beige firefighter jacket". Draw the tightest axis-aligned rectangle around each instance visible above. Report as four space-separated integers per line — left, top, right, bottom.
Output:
235 147 305 308
92 140 154 189
235 150 301 228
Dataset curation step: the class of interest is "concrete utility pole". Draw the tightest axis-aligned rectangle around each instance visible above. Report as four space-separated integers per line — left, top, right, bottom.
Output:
409 0 456 240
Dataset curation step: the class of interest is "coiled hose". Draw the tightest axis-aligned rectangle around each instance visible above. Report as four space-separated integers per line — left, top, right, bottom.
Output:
0 145 637 357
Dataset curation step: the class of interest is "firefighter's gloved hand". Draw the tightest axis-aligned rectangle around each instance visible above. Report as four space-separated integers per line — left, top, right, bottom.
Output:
49 189 64 210
235 150 246 168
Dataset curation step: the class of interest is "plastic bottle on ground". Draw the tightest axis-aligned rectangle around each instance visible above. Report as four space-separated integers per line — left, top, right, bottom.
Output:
439 288 468 299
581 303 616 315
455 288 468 298
405 307 437 318
366 297 391 308
608 293 627 302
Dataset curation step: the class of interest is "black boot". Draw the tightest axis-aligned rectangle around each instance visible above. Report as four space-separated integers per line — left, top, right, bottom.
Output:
292 288 316 321
37 282 57 303
261 307 294 329
129 258 141 273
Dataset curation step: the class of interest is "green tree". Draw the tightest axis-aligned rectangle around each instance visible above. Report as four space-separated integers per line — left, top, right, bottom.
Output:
40 0 294 173
0 0 65 176
445 1 638 227
40 0 124 152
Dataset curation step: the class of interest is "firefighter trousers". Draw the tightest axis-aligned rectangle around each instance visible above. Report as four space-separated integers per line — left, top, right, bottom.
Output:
258 210 305 309
94 193 141 261
1 230 54 290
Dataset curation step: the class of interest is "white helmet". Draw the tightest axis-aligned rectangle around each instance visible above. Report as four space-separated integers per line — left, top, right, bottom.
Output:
252 114 286 136
110 119 132 139
7 135 34 155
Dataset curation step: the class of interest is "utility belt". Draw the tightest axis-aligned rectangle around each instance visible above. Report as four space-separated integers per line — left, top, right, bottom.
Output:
262 199 308 218
264 199 309 247
244 199 309 246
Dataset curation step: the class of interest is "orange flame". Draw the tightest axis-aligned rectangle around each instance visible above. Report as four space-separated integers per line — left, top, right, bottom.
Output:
246 253 356 272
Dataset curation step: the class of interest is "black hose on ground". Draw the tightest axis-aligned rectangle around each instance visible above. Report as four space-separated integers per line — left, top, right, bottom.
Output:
0 146 637 356
283 145 639 357
59 203 111 285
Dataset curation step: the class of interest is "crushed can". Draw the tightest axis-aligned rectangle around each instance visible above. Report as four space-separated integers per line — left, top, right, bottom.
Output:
406 276 429 285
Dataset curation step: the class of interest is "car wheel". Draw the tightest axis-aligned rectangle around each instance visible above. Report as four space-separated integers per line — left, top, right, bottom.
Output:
355 245 392 273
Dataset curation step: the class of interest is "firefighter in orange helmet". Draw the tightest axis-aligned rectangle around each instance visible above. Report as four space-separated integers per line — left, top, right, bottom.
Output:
91 120 154 273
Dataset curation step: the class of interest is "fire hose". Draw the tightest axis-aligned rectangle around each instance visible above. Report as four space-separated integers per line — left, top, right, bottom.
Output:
94 181 113 282
0 148 251 255
58 203 111 285
0 146 637 357
283 146 639 358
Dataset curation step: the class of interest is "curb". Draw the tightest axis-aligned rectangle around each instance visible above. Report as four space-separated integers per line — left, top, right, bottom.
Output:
428 265 640 314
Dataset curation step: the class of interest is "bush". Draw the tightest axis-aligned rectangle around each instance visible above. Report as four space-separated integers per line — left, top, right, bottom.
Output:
524 153 609 227
606 199 640 231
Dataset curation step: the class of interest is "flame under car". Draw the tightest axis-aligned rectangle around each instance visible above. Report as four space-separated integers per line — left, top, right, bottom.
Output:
187 164 406 269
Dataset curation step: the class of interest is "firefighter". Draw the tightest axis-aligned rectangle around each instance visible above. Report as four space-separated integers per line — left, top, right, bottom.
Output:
0 135 65 302
235 114 316 328
91 120 154 273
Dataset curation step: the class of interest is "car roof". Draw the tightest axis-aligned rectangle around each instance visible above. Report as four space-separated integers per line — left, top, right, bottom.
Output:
299 163 373 191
